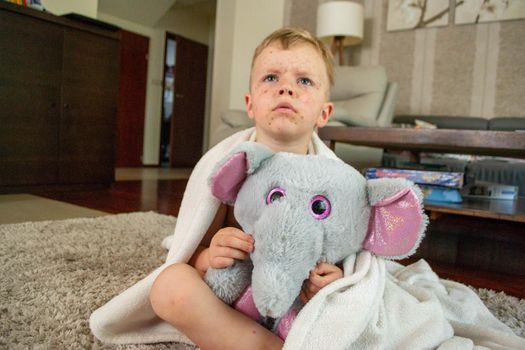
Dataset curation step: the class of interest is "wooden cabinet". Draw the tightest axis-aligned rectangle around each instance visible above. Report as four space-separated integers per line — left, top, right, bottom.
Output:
0 3 120 192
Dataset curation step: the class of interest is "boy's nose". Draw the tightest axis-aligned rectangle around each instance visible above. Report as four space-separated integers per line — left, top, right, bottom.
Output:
279 88 293 96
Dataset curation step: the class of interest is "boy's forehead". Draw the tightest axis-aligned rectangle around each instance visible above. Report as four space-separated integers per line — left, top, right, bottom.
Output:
252 42 326 77
254 42 326 73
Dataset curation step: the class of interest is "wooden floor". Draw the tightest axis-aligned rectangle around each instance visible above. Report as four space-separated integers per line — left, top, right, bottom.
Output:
37 175 525 299
38 179 189 217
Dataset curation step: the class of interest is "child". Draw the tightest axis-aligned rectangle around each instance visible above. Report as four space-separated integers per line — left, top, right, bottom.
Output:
90 27 343 349
149 27 343 350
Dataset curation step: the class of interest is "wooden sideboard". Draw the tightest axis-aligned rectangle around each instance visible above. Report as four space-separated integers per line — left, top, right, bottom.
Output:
318 126 525 222
0 2 120 193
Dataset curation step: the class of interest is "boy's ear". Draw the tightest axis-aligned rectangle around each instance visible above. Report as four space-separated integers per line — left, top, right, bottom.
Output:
316 101 333 128
245 93 255 119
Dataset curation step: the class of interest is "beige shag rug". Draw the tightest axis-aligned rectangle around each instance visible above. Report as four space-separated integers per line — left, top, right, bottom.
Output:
0 212 523 349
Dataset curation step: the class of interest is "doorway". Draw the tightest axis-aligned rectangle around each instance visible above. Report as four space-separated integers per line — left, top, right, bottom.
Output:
160 33 208 168
160 35 176 166
116 30 149 167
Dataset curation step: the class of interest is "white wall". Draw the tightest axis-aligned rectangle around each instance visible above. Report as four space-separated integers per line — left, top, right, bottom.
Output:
157 6 210 45
42 0 98 18
209 0 285 138
208 0 235 136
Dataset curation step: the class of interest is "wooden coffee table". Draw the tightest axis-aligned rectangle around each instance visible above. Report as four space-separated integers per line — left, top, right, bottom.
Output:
318 126 525 222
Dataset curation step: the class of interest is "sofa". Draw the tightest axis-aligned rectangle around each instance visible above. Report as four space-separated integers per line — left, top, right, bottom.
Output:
385 115 525 196
210 65 398 170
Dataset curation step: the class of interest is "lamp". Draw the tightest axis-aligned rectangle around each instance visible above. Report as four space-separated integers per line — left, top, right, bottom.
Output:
317 1 364 65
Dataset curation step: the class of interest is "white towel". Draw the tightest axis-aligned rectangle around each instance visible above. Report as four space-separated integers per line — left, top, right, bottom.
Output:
285 252 525 349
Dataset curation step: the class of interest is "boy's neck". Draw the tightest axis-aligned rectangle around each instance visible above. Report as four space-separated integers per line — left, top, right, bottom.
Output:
254 132 311 155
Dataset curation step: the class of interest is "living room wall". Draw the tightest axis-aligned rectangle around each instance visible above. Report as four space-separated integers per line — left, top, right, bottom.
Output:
286 0 525 119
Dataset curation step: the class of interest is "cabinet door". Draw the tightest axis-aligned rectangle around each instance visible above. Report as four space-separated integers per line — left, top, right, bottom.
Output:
59 29 120 184
0 9 62 186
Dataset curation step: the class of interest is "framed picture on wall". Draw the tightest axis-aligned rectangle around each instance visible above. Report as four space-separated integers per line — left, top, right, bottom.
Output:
455 0 525 25
387 0 450 31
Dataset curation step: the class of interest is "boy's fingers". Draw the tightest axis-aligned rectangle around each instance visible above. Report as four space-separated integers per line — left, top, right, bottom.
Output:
210 256 234 269
314 262 339 275
217 235 254 253
213 246 249 261
309 272 327 287
220 228 254 242
215 229 254 250
309 270 341 288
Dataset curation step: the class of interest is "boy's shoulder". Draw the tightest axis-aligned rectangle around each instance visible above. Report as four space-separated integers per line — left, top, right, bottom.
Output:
207 128 256 156
193 128 256 172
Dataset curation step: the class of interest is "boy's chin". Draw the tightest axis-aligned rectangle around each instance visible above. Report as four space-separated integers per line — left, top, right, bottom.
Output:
257 123 311 141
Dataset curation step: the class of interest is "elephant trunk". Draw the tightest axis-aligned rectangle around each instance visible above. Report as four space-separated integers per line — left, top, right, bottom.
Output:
250 208 323 318
250 262 308 318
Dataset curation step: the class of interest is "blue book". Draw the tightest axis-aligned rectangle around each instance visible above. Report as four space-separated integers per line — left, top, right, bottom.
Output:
364 168 464 188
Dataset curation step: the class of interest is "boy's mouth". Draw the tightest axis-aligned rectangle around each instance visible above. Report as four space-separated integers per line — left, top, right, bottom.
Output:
273 102 296 113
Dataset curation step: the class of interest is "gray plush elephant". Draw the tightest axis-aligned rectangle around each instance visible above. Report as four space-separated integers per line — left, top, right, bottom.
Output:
204 141 427 336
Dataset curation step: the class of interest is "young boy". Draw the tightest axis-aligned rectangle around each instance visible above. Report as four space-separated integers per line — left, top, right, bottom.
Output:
89 27 343 349
149 27 343 350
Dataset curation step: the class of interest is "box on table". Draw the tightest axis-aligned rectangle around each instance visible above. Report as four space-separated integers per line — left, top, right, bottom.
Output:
364 168 464 188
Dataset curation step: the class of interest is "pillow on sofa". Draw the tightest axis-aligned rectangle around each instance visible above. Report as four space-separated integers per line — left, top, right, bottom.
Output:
221 110 254 128
333 96 386 127
330 66 388 127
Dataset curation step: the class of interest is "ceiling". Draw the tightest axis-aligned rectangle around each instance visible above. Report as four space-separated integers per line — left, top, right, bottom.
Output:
98 0 216 27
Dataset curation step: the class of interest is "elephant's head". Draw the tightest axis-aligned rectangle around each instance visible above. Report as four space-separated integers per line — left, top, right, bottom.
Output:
209 142 427 318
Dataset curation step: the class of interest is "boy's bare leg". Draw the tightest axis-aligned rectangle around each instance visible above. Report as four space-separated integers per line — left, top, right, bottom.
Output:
150 263 284 350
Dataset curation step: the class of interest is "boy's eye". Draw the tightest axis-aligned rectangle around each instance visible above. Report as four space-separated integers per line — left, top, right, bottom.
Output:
263 74 278 82
297 77 312 86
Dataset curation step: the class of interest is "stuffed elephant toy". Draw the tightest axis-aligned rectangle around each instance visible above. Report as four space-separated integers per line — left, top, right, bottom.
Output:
204 141 427 336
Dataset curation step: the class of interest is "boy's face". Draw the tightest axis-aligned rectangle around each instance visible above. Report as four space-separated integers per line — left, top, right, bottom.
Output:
245 42 333 145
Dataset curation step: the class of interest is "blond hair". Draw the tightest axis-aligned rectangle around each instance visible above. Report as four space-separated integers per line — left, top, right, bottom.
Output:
251 27 334 86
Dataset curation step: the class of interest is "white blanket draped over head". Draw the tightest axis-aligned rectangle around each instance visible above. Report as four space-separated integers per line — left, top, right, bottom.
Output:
89 128 525 349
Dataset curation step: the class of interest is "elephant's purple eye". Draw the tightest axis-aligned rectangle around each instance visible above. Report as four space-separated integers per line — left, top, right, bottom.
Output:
309 195 331 220
266 187 285 204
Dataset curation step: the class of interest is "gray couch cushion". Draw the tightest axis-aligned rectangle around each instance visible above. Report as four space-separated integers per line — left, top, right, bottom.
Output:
332 99 384 127
221 110 253 128
394 115 489 130
488 117 525 131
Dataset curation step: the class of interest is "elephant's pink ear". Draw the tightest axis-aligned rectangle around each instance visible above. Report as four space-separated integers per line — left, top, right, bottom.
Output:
363 187 425 259
210 152 248 204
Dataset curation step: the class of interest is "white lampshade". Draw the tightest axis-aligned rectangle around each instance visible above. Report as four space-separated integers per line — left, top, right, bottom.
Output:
317 1 364 46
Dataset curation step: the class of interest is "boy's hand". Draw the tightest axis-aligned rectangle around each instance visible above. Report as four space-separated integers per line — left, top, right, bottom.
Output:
208 227 254 269
300 262 343 304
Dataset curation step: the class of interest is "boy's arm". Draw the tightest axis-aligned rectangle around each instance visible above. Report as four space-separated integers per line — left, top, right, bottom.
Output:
188 203 227 274
188 203 253 275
